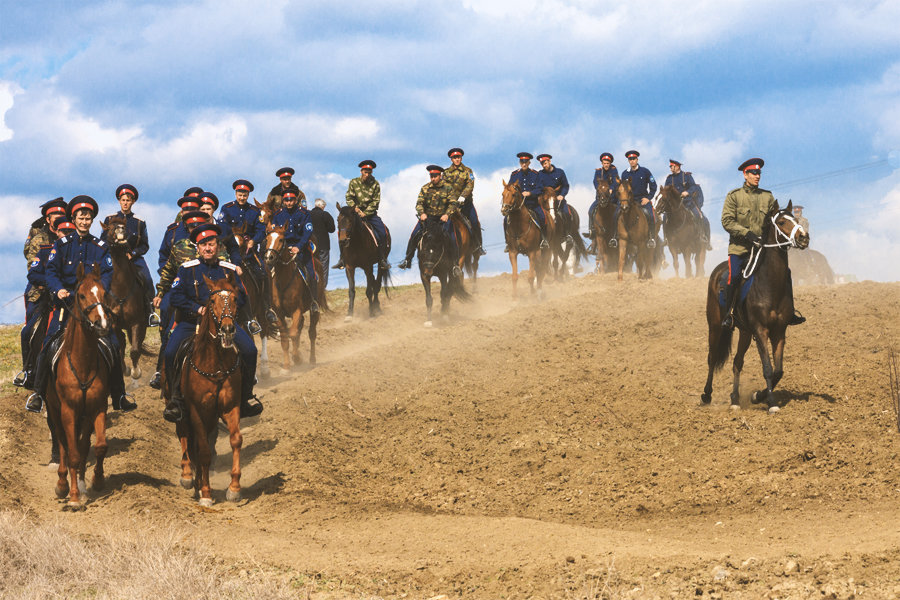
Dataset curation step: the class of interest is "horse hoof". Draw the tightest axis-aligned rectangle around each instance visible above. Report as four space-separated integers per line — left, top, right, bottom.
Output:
344 316 353 323
198 497 214 508
180 477 194 490
66 501 85 511
77 478 87 496
699 393 711 405
55 484 69 499
131 366 142 380
226 489 242 503
750 391 763 404
768 405 781 414
730 404 741 411
424 320 433 328
259 367 270 379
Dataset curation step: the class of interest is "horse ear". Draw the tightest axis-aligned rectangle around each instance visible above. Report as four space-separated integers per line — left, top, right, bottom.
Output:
254 198 261 208
266 222 274 233
99 220 108 232
202 274 216 290
784 199 793 212
335 202 340 211
502 179 507 187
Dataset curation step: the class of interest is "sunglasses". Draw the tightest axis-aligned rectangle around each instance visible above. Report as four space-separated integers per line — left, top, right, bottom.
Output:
745 169 761 175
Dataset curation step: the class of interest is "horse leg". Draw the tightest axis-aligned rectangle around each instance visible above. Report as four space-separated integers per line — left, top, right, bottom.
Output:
365 267 377 318
422 274 434 326
440 272 452 319
278 316 292 372
731 330 753 408
46 393 69 499
291 307 302 366
91 408 108 491
59 403 85 508
176 420 193 489
527 251 536 294
683 251 693 278
749 329 779 412
770 331 786 390
345 267 356 321
696 249 706 279
223 406 243 502
258 335 270 379
670 247 680 278
509 252 519 298
130 322 145 380
307 307 318 365
617 240 627 281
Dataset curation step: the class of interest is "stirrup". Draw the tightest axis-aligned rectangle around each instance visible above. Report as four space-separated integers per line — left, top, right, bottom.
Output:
647 238 657 249
503 244 511 253
721 313 735 329
475 246 487 256
582 232 592 239
608 238 618 248
331 259 345 270
451 265 463 278
25 393 44 414
310 300 320 314
148 312 161 327
398 258 412 269
788 311 806 326
540 238 549 249
13 370 28 388
564 234 574 244
149 371 162 390
163 399 184 423
114 393 137 412
240 395 264 418
247 319 262 335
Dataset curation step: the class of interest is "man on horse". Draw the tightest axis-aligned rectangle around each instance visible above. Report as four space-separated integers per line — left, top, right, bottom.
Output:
266 167 300 211
309 198 335 287
616 150 657 249
158 191 202 275
507 152 549 250
24 198 68 264
537 153 573 243
443 147 486 257
100 184 159 326
334 160 390 270
664 160 712 250
721 158 806 328
218 179 277 324
587 152 620 249
26 196 137 414
397 165 461 276
271 189 320 312
162 223 263 423
792 204 809 233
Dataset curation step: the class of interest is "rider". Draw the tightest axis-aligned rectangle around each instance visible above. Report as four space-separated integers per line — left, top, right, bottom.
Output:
26 196 137 414
162 223 263 423
507 152 548 251
100 184 159 326
397 165 461 276
158 192 202 275
587 153 620 249
150 210 238 389
266 167 300 210
25 198 68 264
334 160 390 270
217 180 277 325
664 160 712 250
792 204 809 233
536 153 573 243
270 189 319 312
443 147 486 257
617 150 657 249
721 158 806 328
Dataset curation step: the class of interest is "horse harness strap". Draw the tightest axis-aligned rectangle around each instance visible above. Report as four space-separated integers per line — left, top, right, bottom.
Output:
742 212 804 279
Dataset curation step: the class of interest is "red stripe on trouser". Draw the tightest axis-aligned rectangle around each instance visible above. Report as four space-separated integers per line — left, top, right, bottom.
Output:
727 258 734 285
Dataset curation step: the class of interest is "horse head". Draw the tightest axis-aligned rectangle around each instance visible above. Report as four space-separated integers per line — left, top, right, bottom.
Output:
255 197 276 228
74 263 113 337
101 215 130 249
202 274 239 348
769 200 810 250
230 223 248 255
616 178 633 211
595 180 612 208
263 224 289 267
656 185 682 215
419 217 448 277
538 186 559 211
335 202 362 251
500 180 524 217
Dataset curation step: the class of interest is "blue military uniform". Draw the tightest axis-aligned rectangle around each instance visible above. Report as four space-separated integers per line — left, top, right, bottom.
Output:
537 155 571 222
218 202 264 247
100 210 155 303
589 160 621 242
16 243 54 389
619 150 657 229
271 199 318 294
509 168 544 225
664 161 711 247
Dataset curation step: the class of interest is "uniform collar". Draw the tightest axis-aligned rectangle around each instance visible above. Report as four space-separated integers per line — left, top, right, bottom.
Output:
200 257 219 267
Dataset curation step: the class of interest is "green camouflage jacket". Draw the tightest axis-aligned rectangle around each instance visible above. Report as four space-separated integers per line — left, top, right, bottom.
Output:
416 181 456 218
156 238 229 296
24 225 53 263
721 184 776 256
345 177 381 216
443 162 475 202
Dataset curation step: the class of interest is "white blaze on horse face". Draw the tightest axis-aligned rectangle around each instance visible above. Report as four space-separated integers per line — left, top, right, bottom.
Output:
267 231 280 252
90 285 109 329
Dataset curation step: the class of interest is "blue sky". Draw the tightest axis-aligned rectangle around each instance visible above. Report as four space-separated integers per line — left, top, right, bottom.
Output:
2 0 900 323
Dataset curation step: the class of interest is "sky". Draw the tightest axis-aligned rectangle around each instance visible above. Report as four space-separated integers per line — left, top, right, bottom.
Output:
1 0 900 323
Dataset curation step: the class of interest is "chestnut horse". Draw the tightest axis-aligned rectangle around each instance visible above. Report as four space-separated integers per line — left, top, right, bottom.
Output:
418 216 471 327
45 265 114 510
656 185 707 278
588 179 618 274
254 197 277 229
263 224 324 373
176 275 244 506
615 180 653 281
539 186 587 280
229 223 271 378
501 180 547 297
101 215 151 383
701 201 809 413
334 203 391 320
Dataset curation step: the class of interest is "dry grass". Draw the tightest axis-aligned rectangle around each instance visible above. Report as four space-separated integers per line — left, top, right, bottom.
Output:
0 510 304 599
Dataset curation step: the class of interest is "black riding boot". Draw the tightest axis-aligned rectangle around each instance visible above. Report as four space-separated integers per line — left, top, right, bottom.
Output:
144 285 160 327
150 350 164 390
786 274 806 326
163 383 185 423
331 256 345 270
398 231 421 269
26 344 51 413
239 362 263 418
377 242 390 270
721 276 742 329
107 344 137 412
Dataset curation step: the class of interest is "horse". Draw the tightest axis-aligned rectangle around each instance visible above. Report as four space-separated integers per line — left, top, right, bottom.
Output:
656 185 707 278
263 224 324 373
586 179 618 274
501 180 547 297
254 197 277 229
615 179 654 281
449 211 480 287
334 203 391 320
229 223 271 378
418 217 471 327
44 264 115 510
101 215 151 383
701 200 809 413
176 274 245 506
539 186 587 280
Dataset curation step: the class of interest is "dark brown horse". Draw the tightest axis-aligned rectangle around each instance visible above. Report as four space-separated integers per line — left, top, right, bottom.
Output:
334 203 391 320
176 275 244 506
615 179 654 281
101 215 151 382
501 180 547 297
449 211 480 287
45 265 114 510
263 224 324 373
656 185 707 278
588 179 618 274
701 201 809 413
418 217 471 326
229 223 272 378
539 186 587 279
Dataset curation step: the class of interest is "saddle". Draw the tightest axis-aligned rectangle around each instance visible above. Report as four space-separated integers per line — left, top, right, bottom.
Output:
49 330 116 377
717 270 755 311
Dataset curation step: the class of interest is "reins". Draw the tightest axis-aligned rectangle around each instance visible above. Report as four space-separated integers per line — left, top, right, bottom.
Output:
190 289 241 395
742 211 805 278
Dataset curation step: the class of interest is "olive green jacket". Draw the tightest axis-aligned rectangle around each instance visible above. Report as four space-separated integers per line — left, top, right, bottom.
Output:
345 177 381 216
721 184 776 256
443 163 475 201
416 182 456 218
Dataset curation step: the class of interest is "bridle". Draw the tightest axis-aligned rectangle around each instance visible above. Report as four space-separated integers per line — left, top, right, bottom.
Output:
500 185 524 216
742 210 808 278
419 220 446 272
595 182 612 208
190 288 241 387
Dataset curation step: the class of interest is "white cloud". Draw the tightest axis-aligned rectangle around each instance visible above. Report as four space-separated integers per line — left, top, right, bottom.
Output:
0 80 22 142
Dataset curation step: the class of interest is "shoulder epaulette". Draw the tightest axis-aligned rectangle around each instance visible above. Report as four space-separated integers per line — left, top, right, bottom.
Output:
95 240 106 247
166 222 179 231
39 243 53 250
220 261 237 270
224 201 236 207
58 235 70 244
182 259 200 267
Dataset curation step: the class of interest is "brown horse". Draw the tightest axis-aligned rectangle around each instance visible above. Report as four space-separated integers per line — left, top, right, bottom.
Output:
101 215 151 382
176 275 244 506
615 180 654 281
334 203 391 320
539 186 587 279
45 265 114 510
501 180 547 297
254 197 277 229
588 179 619 274
229 223 272 378
449 211 480 286
656 185 707 278
418 217 471 326
701 201 809 413
263 224 324 373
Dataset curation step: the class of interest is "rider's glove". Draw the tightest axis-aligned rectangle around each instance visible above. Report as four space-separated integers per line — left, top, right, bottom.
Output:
744 231 761 247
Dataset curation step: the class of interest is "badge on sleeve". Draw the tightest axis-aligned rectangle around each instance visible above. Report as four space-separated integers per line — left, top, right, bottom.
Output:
49 248 56 259
173 276 180 287
29 260 40 268
105 256 112 267
306 222 313 231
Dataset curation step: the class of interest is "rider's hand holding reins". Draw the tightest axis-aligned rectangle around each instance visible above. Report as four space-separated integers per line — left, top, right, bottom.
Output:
440 214 448 222
58 289 70 299
152 295 161 308
420 214 428 221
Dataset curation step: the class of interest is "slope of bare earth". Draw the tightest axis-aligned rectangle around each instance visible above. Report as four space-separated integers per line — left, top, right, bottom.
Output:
1 271 899 599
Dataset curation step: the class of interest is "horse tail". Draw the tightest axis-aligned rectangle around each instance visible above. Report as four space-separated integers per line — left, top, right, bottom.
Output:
378 264 393 298
451 272 472 302
710 324 733 372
